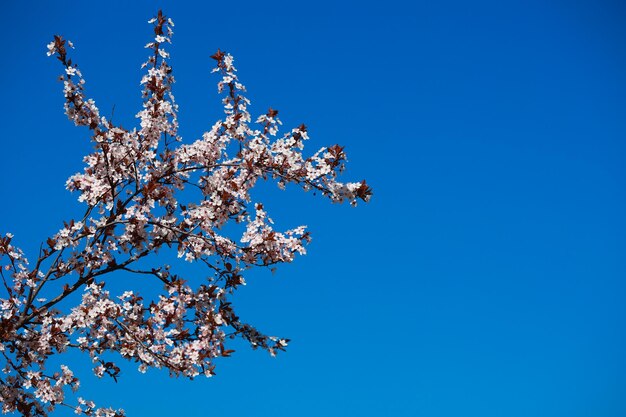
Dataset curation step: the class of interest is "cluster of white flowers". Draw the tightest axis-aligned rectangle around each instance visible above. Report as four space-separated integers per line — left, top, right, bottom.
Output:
0 9 370 417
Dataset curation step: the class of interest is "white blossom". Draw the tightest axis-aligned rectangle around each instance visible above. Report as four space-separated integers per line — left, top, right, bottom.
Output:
0 10 370 417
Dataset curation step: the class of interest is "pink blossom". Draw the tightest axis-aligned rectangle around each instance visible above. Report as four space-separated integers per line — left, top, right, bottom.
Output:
0 9 370 417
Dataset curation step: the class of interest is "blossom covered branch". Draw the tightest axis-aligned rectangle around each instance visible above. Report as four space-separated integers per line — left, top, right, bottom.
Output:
0 10 371 417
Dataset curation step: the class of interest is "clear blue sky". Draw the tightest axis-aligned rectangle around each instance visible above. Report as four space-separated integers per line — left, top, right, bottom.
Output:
2 1 625 416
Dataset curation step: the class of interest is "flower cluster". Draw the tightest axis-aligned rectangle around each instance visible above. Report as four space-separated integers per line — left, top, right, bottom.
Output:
0 10 371 416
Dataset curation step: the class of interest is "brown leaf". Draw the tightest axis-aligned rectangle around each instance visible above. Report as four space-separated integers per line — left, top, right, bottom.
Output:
210 49 225 62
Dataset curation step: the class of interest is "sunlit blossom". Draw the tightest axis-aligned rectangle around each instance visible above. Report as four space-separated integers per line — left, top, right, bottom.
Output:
0 9 370 417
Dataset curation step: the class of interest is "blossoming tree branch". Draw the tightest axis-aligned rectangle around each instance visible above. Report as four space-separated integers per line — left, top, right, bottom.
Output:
0 10 371 416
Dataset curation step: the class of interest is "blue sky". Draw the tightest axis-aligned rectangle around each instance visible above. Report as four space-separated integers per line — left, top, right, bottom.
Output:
1 1 625 416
